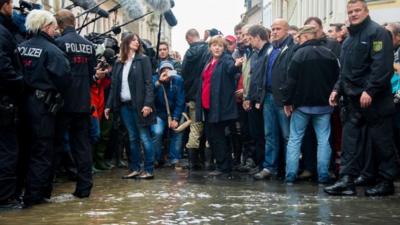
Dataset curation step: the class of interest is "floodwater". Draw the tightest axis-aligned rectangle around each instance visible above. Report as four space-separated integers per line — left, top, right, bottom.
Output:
1 169 399 225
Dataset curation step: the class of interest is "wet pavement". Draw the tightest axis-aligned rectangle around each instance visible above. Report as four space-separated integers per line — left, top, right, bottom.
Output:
1 168 400 225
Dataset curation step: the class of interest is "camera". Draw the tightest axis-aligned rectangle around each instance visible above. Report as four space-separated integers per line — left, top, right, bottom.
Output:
167 70 178 77
97 59 110 70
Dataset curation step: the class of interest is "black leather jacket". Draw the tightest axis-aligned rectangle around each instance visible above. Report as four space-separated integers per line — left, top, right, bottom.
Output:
0 13 24 96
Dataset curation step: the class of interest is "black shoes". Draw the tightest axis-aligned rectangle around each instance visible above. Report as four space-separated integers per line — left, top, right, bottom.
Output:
0 199 23 210
73 192 90 199
365 180 395 197
324 176 396 197
354 176 375 186
324 175 356 196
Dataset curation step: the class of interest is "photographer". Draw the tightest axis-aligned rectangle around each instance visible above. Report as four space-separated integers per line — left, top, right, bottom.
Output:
18 9 71 207
151 61 185 168
53 9 97 199
91 48 114 171
0 0 24 209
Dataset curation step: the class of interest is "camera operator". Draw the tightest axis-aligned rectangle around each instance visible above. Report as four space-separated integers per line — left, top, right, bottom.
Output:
0 0 24 209
91 48 114 171
53 9 98 199
18 9 71 208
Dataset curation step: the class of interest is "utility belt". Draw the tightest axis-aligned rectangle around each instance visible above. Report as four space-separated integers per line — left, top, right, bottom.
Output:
34 89 64 115
0 95 17 126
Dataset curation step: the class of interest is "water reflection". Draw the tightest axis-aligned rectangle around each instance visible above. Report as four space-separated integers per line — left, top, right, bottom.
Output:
0 169 399 225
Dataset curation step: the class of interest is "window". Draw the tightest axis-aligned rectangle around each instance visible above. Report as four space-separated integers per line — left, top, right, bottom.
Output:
245 0 252 10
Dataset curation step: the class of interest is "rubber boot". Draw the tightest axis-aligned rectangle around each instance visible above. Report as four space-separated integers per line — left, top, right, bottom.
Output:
188 148 202 170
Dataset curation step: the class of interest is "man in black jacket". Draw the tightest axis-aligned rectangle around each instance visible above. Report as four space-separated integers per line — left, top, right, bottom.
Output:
242 24 270 169
282 25 339 184
54 9 98 199
250 19 295 180
324 0 398 196
181 28 209 169
300 17 343 181
0 0 24 209
158 41 182 74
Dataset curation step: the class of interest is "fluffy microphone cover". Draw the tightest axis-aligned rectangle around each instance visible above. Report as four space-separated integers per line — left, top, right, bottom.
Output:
71 0 109 17
71 0 97 9
118 0 144 20
143 0 171 13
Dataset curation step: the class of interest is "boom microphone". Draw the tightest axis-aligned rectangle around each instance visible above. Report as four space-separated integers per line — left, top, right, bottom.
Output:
108 4 121 13
118 0 144 20
163 9 177 27
71 0 109 18
143 0 171 13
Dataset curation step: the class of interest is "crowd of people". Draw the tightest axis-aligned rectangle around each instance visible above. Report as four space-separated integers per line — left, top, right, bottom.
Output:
1 0 400 210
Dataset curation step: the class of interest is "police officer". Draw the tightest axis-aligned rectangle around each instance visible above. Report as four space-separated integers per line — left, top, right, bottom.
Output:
19 9 71 207
54 9 98 198
325 0 398 196
0 0 24 209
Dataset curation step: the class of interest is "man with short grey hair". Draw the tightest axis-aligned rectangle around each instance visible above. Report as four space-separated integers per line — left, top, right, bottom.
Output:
249 18 295 180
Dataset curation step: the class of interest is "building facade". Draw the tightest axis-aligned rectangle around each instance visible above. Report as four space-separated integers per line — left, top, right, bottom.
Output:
367 0 400 24
256 0 399 29
266 0 348 28
242 0 263 25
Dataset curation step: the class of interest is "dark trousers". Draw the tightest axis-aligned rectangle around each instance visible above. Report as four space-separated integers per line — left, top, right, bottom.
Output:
340 108 398 180
247 108 265 166
55 113 92 196
205 120 232 173
229 103 248 164
0 125 18 203
357 126 376 179
23 95 55 205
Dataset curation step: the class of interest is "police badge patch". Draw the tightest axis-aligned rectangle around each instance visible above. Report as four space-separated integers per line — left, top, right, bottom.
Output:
373 41 383 52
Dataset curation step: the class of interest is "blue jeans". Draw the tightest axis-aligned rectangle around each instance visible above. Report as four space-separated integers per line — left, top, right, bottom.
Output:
89 116 100 145
120 105 154 173
262 93 290 174
151 116 183 164
285 110 332 183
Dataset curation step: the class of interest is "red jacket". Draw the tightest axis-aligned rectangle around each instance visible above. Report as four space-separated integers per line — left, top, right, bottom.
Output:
91 77 111 119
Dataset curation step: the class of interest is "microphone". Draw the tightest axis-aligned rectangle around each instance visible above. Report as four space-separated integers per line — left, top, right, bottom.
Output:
117 0 144 20
163 9 177 27
71 0 109 18
108 4 121 13
143 0 171 13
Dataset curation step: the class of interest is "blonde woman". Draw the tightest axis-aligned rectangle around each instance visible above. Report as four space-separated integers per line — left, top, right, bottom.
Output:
196 36 243 176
